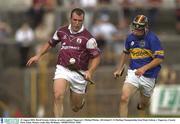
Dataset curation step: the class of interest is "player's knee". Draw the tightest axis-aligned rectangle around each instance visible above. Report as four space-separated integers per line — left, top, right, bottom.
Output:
120 94 130 104
54 92 64 102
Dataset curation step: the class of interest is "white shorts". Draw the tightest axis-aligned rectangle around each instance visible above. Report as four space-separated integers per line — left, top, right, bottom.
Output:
125 69 156 97
53 65 87 94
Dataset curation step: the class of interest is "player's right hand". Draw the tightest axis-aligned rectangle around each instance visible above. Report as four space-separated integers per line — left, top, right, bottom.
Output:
113 68 124 79
113 70 120 79
84 70 93 81
26 55 40 66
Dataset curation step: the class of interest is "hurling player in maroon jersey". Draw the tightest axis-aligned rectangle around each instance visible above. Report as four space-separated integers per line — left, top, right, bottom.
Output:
27 8 101 117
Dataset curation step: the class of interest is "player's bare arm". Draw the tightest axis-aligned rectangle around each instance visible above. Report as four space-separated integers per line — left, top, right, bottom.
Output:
114 52 129 79
85 55 100 80
135 58 163 76
26 42 52 66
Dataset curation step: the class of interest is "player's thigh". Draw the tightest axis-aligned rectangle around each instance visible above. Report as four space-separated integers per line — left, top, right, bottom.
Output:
53 78 68 97
70 90 84 105
139 76 155 97
121 83 138 100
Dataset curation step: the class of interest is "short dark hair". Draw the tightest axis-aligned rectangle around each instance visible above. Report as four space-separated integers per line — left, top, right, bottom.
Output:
70 8 85 18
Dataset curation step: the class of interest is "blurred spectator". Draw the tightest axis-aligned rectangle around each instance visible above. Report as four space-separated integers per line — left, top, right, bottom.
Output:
79 0 97 28
0 19 12 41
91 14 118 48
0 19 12 70
34 0 56 55
62 0 79 8
42 12 55 38
118 0 161 30
56 0 63 6
113 18 129 63
35 22 51 41
133 0 147 16
91 19 105 50
44 0 56 11
159 65 177 85
15 22 35 67
118 0 149 21
98 0 112 4
80 0 97 7
91 14 118 64
118 0 135 21
34 22 51 58
42 0 56 36
147 0 162 29
26 0 45 29
175 0 180 34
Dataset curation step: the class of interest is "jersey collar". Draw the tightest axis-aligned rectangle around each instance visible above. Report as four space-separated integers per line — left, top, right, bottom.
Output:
68 24 84 34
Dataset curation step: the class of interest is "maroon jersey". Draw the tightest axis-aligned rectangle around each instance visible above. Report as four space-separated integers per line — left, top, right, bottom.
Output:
48 25 100 71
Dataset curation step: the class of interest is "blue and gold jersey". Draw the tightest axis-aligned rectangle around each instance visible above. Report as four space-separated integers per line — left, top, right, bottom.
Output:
124 31 164 78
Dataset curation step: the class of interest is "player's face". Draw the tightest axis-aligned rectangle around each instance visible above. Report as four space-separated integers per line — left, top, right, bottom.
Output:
132 29 145 36
70 12 84 32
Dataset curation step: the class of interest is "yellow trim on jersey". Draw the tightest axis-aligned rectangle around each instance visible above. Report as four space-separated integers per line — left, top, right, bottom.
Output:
129 48 153 59
154 50 164 56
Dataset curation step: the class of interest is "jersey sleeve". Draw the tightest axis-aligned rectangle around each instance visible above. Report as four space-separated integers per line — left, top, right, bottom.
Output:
150 35 164 59
48 30 60 47
123 36 130 54
86 38 101 58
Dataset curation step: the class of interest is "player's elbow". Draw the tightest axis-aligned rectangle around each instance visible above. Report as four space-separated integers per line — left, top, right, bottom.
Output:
92 55 101 64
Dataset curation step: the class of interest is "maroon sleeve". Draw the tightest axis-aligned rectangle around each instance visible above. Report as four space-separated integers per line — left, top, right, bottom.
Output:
88 48 101 59
48 29 61 47
48 39 59 47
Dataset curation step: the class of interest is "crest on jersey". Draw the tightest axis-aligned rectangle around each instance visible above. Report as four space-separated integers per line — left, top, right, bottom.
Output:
131 41 134 46
62 35 67 40
139 40 145 48
76 38 82 44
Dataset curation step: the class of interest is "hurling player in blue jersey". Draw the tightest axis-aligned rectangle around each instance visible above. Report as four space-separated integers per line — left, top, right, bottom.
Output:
113 15 164 117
